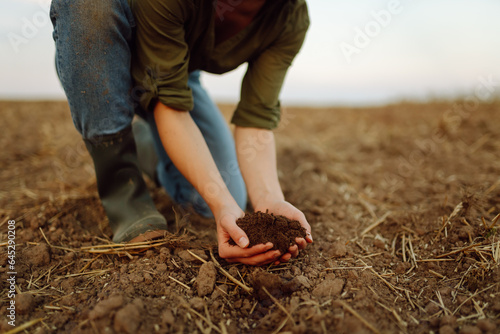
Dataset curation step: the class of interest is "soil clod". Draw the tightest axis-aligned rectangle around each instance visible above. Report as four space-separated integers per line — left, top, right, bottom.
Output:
114 302 142 334
196 261 217 297
230 211 306 254
251 268 284 301
16 293 35 315
312 277 345 298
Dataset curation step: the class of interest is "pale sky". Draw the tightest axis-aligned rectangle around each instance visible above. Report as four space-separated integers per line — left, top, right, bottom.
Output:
1 0 499 105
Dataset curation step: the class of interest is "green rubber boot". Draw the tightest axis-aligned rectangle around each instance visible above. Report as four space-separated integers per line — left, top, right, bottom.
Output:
132 118 159 185
84 126 167 243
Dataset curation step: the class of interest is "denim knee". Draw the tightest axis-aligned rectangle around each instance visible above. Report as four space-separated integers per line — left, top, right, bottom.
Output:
51 0 135 33
51 0 135 60
51 0 137 140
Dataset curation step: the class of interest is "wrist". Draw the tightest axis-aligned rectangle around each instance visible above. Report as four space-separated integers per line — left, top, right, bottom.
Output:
208 195 242 220
252 191 285 212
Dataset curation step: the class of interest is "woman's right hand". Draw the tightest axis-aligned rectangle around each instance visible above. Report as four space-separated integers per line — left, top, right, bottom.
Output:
215 205 282 266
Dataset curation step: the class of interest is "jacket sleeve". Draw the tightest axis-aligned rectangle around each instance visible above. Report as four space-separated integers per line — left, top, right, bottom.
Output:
231 1 309 129
130 0 193 112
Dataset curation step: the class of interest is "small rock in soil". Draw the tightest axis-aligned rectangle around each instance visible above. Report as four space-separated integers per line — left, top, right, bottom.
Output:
16 293 35 315
178 249 208 263
459 325 482 334
476 319 496 332
343 314 365 333
290 265 301 276
373 239 386 250
440 315 457 328
129 273 144 284
131 298 144 310
328 240 347 258
312 278 344 298
394 262 410 274
439 325 455 334
144 272 153 284
23 244 51 267
189 297 205 311
63 252 75 263
228 266 239 278
425 301 440 315
156 263 168 273
229 211 306 254
161 309 175 326
196 261 217 297
114 303 142 334
60 277 79 293
232 299 242 309
251 268 283 300
347 270 359 280
241 299 252 313
89 294 125 320
211 284 228 301
491 300 500 312
60 294 76 307
439 286 452 297
283 275 311 293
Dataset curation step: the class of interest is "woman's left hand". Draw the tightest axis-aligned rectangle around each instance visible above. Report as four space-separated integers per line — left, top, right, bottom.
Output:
254 200 313 264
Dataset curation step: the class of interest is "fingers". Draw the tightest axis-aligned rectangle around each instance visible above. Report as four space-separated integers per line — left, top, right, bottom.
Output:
285 206 313 244
219 213 249 248
288 244 299 257
280 253 292 262
276 244 297 264
302 217 313 243
296 213 313 243
224 243 302 266
305 232 313 243
226 249 281 266
296 237 308 250
219 242 273 259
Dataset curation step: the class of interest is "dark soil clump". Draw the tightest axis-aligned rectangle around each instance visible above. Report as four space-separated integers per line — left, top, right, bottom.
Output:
230 211 307 254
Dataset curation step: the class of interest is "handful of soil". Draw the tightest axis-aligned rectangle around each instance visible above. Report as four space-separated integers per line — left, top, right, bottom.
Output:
229 211 307 254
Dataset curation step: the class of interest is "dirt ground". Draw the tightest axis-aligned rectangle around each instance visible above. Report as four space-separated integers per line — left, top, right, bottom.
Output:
1 100 499 334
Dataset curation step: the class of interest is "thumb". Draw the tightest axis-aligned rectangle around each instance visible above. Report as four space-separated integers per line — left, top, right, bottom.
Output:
220 214 249 248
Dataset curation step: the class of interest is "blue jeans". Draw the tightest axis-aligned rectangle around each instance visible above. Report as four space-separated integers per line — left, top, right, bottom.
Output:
50 0 247 217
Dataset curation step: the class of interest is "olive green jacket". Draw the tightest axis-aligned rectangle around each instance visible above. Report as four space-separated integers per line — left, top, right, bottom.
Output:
129 0 309 129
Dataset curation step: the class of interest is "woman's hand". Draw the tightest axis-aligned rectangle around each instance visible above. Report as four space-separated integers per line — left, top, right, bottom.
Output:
254 200 313 264
215 205 283 266
234 127 312 264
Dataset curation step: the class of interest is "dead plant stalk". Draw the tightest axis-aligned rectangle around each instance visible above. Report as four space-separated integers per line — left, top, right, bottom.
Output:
337 301 381 334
